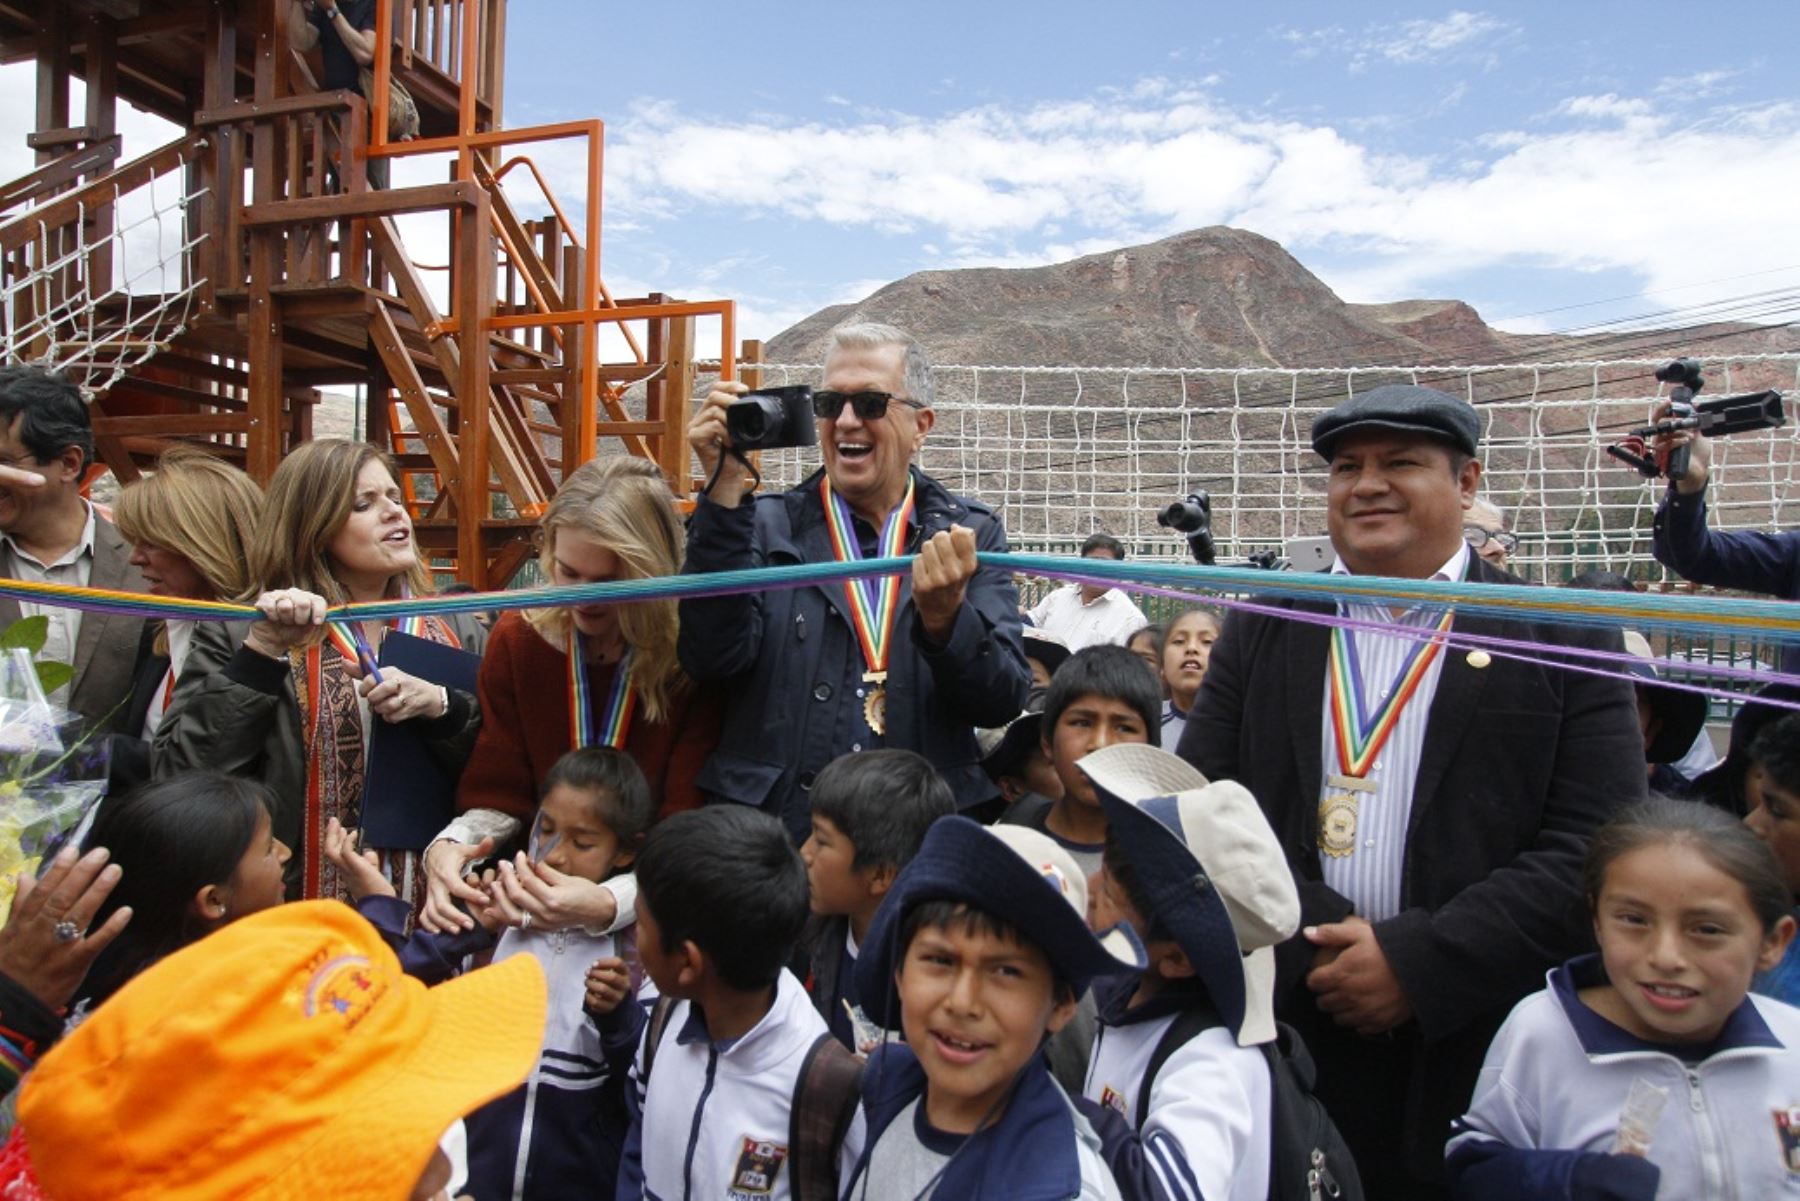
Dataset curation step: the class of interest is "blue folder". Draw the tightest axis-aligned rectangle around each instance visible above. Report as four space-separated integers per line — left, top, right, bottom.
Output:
361 630 482 851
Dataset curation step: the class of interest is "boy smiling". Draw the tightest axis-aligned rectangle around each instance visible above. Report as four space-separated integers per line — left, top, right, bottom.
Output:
845 818 1143 1199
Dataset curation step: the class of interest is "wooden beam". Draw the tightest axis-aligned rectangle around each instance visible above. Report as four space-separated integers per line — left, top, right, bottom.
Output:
456 189 494 583
93 414 251 435
0 137 121 209
25 126 100 150
193 88 364 128
369 304 461 484
35 3 70 167
240 181 478 227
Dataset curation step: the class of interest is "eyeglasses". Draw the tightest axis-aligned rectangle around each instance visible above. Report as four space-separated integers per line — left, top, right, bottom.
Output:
810 390 925 422
1463 526 1519 553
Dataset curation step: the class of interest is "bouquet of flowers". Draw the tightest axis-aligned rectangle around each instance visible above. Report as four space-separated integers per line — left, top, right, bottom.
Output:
0 615 108 922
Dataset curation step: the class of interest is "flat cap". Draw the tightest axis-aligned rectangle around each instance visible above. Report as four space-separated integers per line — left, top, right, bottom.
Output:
1311 384 1480 459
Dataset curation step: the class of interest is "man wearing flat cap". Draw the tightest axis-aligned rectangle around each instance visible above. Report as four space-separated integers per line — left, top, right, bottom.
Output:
1179 384 1644 1200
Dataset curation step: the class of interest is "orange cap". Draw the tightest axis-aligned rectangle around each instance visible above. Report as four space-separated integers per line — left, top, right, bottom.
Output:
19 900 546 1200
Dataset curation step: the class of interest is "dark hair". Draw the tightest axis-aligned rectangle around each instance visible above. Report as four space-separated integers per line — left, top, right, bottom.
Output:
77 772 273 1006
0 366 93 470
1583 796 1792 934
1101 831 1173 943
635 806 808 991
1126 623 1163 652
1748 713 1800 800
1159 607 1222 654
810 749 954 872
1080 532 1126 560
897 898 1074 1004
1565 570 1641 593
541 746 656 848
1043 644 1163 748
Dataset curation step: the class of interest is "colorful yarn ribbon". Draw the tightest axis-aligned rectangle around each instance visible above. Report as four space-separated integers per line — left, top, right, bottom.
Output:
1328 608 1455 778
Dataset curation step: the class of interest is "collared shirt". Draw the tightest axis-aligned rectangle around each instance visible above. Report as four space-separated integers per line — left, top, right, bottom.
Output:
2 502 97 707
1316 541 1469 922
1029 584 1148 651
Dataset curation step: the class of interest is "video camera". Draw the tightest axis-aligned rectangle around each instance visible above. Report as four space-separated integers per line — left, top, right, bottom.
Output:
1155 489 1303 569
1605 358 1786 480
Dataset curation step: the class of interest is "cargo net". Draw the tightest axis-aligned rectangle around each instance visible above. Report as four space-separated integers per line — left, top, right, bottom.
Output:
0 155 208 397
740 354 1800 585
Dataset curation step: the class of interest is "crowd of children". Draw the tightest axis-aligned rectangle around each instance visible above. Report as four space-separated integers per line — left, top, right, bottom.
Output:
0 591 1797 1200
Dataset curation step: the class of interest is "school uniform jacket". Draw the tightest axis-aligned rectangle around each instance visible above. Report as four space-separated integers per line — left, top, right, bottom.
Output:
616 969 864 1201
361 896 646 1201
1082 980 1271 1201
846 1042 1120 1201
1446 955 1800 1201
1178 552 1647 1179
678 466 1031 842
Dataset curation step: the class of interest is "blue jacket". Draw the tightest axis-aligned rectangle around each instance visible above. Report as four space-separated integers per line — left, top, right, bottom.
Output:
1652 482 1800 673
678 467 1031 842
1446 954 1800 1201
845 1043 1119 1201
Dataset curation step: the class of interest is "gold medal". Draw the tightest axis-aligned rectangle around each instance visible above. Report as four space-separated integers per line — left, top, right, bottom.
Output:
863 670 888 737
1318 793 1359 858
863 684 887 736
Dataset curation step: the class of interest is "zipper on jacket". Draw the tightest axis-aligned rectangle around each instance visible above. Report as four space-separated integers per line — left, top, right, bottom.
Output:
511 931 569 1201
681 1047 721 1201
1684 1066 1733 1201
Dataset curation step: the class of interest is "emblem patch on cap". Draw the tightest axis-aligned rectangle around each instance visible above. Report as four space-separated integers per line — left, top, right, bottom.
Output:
1037 860 1070 896
728 1137 788 1197
304 954 386 1028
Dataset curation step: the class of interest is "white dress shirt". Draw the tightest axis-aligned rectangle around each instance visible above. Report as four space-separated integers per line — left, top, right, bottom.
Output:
1316 541 1469 922
2 502 97 707
1029 584 1148 651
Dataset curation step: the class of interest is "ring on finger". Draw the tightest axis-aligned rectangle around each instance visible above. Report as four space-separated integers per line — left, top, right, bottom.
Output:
52 920 81 943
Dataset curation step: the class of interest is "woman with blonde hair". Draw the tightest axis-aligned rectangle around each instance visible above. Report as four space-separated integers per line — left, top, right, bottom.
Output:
418 455 720 934
110 445 263 783
154 439 484 902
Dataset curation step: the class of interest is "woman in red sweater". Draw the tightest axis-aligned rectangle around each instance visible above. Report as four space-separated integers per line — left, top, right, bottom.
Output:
418 456 720 933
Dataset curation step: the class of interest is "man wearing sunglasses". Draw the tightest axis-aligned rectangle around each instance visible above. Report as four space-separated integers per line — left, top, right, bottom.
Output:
1462 497 1515 571
679 323 1032 843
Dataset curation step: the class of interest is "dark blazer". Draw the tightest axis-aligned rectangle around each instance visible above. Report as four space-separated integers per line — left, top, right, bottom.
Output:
0 513 148 736
1177 553 1646 1181
679 466 1031 842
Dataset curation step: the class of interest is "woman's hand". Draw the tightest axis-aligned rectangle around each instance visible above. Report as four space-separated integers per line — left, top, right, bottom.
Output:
361 667 448 724
321 818 394 901
0 846 132 1010
419 837 495 933
490 854 618 933
246 588 331 658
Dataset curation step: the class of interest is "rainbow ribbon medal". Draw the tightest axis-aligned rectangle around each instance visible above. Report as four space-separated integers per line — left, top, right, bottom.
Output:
820 475 916 736
1319 607 1454 858
569 634 636 749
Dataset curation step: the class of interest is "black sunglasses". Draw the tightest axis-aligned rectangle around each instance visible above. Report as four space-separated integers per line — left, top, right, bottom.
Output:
810 390 925 421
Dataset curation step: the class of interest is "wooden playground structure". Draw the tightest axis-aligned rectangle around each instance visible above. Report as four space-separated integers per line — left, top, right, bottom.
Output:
0 0 742 585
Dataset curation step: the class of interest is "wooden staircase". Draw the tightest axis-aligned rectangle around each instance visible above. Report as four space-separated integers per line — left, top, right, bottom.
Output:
1 0 738 587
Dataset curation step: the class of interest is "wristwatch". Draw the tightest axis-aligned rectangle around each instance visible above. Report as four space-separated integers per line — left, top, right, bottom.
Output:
322 6 341 19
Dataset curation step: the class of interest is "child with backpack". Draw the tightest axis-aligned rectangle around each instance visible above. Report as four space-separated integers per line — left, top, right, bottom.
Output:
1445 797 1800 1200
842 816 1147 1199
323 746 653 1201
1078 744 1362 1201
799 749 956 1051
619 806 864 1201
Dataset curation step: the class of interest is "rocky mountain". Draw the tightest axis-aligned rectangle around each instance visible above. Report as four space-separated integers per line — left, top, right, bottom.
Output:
765 226 1790 369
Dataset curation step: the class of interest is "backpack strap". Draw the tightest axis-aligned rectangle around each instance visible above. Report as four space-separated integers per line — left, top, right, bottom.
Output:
1132 1002 1222 1131
787 1032 865 1201
638 995 677 1085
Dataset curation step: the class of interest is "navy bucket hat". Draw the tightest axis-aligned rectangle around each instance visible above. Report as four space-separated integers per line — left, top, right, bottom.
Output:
854 817 1145 1032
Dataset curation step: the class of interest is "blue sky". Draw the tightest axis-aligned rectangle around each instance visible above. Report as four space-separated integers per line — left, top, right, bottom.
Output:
495 1 1800 350
5 3 1796 356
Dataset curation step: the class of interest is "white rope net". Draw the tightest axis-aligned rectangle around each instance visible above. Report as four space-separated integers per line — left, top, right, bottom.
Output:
737 354 1800 585
0 156 209 397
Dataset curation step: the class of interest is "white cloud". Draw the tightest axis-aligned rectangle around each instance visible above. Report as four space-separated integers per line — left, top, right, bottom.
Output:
584 81 1799 332
1374 11 1510 65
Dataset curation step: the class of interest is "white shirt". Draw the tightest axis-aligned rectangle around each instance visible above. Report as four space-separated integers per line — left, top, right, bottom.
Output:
141 619 197 739
1315 542 1469 922
1029 585 1148 651
2 502 97 707
1085 1012 1271 1201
